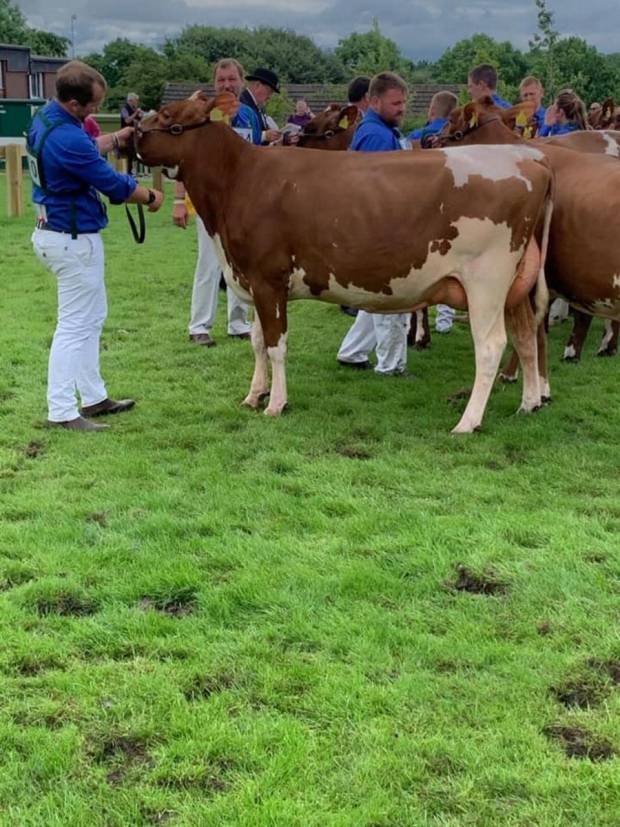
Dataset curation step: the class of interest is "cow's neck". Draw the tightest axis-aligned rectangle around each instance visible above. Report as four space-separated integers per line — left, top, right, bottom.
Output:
181 125 248 237
464 121 520 145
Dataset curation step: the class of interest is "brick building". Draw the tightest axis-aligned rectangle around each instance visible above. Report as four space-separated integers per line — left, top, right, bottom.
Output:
0 43 66 100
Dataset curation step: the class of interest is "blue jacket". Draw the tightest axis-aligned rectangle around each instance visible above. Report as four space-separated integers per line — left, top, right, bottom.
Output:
491 93 512 109
408 117 448 142
350 109 404 152
532 106 547 132
538 121 580 138
28 100 137 234
233 103 262 146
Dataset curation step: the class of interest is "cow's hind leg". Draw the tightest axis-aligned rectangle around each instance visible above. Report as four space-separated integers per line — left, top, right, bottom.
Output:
250 287 289 417
452 272 508 434
506 299 541 414
499 348 520 383
597 320 619 357
563 310 591 361
242 315 270 409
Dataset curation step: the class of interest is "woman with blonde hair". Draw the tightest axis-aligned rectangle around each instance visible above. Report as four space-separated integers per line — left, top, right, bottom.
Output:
539 89 590 136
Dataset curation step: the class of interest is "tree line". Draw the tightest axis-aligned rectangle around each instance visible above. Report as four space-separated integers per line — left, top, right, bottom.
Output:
2 0 619 112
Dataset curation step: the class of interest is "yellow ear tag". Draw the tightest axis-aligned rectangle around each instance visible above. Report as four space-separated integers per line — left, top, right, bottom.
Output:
523 126 533 140
210 108 230 124
468 113 478 129
516 111 528 127
184 195 196 216
605 108 612 119
338 116 349 130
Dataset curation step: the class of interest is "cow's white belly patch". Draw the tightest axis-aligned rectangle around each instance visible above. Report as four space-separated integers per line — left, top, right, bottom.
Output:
441 144 544 191
288 217 522 311
212 233 254 303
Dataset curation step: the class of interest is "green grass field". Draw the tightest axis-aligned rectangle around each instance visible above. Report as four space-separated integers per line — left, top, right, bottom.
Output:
1 173 620 826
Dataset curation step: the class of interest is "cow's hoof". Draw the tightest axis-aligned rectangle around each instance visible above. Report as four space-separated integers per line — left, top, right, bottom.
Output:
264 403 288 417
562 355 579 363
451 423 480 435
541 395 552 405
414 341 431 351
498 372 518 384
597 347 617 358
517 402 542 415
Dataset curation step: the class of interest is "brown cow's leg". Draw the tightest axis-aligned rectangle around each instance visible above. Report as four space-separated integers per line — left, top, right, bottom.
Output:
408 309 431 349
242 316 270 409
250 287 289 417
499 348 520 383
537 321 551 402
563 310 592 361
597 320 619 356
505 299 541 414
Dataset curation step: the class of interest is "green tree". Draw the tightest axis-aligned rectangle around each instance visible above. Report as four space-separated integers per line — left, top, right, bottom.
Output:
544 37 617 103
528 0 560 96
433 33 527 101
0 0 68 55
335 19 413 79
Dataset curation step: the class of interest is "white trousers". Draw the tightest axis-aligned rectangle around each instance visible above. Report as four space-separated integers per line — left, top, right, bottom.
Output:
189 217 251 336
435 304 455 332
32 229 107 422
337 310 410 374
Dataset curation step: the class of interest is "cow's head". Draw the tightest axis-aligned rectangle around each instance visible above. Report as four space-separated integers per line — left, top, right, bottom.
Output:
439 98 535 145
136 91 239 168
597 98 618 130
296 103 359 150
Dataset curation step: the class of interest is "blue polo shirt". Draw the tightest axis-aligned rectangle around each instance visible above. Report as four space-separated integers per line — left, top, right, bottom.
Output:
234 103 262 145
532 106 547 132
491 93 512 109
28 99 137 234
350 109 404 152
538 121 580 138
408 117 448 142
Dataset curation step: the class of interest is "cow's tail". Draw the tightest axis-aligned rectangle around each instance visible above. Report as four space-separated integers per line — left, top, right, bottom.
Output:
534 174 554 326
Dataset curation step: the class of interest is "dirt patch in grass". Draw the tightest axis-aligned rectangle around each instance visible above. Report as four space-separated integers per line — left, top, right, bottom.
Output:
0 563 36 591
184 672 237 701
11 653 64 677
450 564 508 595
138 587 198 617
537 620 553 636
34 589 98 617
551 675 608 709
87 511 108 527
334 444 373 460
589 659 620 684
543 725 616 761
24 441 45 459
91 735 154 786
155 757 234 793
141 809 177 826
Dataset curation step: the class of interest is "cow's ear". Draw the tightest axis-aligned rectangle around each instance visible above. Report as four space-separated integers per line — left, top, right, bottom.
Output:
189 90 209 102
337 104 359 131
463 102 478 128
502 102 534 129
208 92 240 123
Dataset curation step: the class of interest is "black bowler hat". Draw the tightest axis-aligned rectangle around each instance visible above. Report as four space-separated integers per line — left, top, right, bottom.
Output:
245 67 280 94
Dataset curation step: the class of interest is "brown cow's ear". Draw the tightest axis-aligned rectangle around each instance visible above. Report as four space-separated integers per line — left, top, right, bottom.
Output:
189 90 209 102
208 92 240 122
462 102 478 128
337 104 359 131
502 102 534 130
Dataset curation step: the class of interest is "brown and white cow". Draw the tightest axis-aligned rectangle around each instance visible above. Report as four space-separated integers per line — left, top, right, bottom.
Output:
441 99 620 386
137 92 553 433
295 104 360 151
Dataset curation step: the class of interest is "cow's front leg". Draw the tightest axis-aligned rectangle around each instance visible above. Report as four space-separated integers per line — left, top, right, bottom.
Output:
597 320 619 357
252 287 289 417
505 298 541 414
563 310 591 361
242 315 269 409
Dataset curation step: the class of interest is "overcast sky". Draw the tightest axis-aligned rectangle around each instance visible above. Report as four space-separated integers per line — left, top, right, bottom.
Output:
17 0 620 61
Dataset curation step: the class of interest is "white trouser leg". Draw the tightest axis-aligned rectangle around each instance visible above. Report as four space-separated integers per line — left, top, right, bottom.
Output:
33 230 107 422
435 304 455 332
226 285 251 335
337 310 376 363
374 313 410 374
188 217 221 335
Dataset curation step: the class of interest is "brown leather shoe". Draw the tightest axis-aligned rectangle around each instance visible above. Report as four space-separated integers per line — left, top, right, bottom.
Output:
48 416 109 432
81 398 135 417
189 333 216 346
228 332 251 340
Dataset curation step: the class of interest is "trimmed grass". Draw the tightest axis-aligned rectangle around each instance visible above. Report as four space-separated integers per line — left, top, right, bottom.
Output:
1 173 620 826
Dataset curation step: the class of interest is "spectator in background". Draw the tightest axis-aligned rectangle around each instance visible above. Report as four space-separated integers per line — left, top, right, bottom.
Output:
467 64 511 109
120 93 143 175
84 114 101 139
519 76 546 135
539 89 590 136
408 90 457 144
241 68 281 144
288 99 313 128
348 75 371 113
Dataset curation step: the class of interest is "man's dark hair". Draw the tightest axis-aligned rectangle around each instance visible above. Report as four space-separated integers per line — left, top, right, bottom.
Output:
56 60 106 106
469 64 498 91
369 72 408 100
348 76 371 104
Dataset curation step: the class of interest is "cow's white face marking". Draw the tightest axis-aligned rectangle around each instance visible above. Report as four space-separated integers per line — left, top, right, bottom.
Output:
441 144 544 191
603 133 620 157
613 274 620 289
564 343 577 359
212 233 253 303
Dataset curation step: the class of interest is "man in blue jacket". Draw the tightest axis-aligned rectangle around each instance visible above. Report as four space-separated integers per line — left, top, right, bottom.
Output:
337 72 412 376
519 76 547 135
467 64 511 109
29 60 164 432
173 58 262 346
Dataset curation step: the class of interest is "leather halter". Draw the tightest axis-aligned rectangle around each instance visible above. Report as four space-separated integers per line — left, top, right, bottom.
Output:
440 114 504 145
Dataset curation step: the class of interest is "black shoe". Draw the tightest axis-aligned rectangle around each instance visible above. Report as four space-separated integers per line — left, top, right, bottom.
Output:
81 398 135 417
337 359 372 370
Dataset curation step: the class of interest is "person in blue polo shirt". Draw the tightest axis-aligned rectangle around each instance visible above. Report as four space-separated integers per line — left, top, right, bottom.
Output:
29 60 164 432
172 58 262 346
467 63 511 109
409 90 458 145
337 71 412 377
519 76 547 135
538 89 589 137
